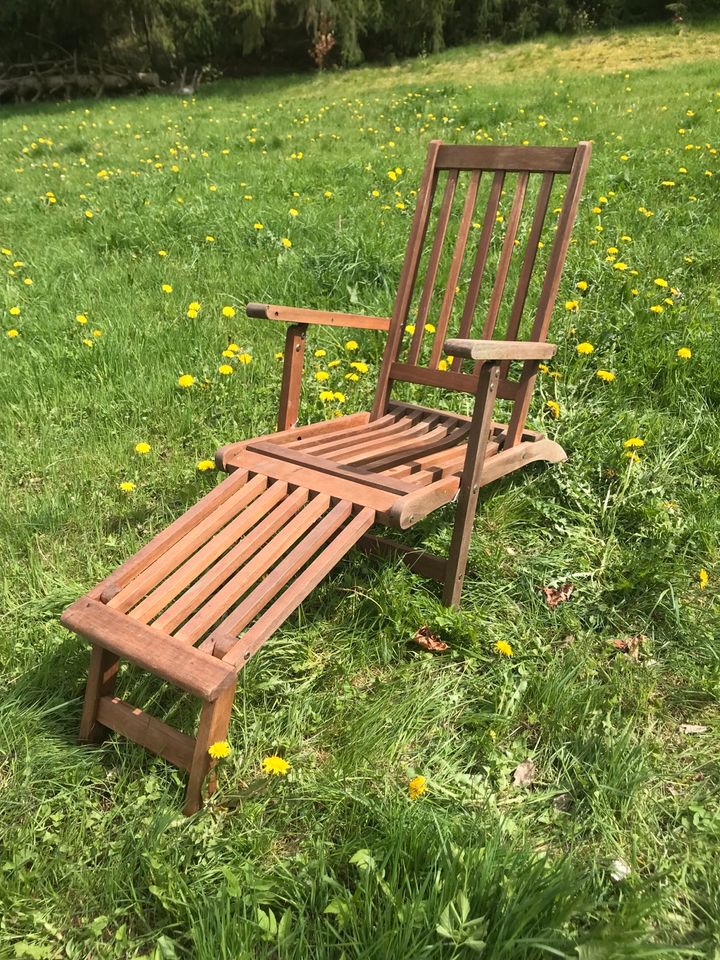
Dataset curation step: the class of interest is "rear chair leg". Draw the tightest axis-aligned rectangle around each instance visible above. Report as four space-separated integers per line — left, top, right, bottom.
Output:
184 681 236 816
79 644 120 743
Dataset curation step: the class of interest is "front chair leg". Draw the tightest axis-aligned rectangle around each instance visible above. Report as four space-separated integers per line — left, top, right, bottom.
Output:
183 681 236 816
79 644 120 743
443 362 500 608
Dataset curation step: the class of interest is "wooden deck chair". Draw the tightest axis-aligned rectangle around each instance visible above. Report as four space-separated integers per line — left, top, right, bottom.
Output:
62 139 591 813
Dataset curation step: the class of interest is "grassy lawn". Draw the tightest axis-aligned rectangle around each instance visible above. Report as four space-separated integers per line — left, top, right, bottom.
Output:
1 21 720 960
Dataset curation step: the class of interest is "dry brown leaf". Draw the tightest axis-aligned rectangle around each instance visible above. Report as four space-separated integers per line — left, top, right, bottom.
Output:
413 626 449 653
542 583 574 608
512 758 536 788
679 723 709 734
611 634 646 661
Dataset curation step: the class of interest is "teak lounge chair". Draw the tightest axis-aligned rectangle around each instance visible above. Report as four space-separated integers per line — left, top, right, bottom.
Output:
62 139 591 813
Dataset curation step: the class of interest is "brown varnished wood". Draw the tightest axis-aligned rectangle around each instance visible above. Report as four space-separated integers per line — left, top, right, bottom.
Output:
97 696 196 771
406 169 459 365
79 646 119 743
371 140 442 419
130 480 288 625
221 508 376 669
95 469 251 603
451 171 505 373
245 440 416 494
248 303 391 332
174 493 332 645
108 474 269 613
165 487 311 640
61 598 236 700
202 500 354 649
435 144 576 173
278 323 306 431
429 169 482 369
64 139 590 816
443 362 501 605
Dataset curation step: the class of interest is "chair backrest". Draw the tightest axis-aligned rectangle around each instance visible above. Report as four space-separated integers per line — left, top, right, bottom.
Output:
371 139 591 441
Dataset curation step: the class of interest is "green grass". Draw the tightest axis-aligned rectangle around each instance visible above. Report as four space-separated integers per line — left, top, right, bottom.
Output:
1 20 720 960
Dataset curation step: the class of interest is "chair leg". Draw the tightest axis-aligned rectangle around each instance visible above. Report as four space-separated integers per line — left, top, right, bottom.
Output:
79 644 120 743
442 362 500 608
183 681 236 816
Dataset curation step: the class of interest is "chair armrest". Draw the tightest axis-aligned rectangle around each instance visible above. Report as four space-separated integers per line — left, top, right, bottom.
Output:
444 338 557 362
247 303 391 332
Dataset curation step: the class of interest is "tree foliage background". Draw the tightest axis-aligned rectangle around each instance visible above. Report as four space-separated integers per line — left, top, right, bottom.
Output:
0 0 712 75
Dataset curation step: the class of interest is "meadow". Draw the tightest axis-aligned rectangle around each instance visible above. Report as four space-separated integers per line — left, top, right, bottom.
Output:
1 21 720 960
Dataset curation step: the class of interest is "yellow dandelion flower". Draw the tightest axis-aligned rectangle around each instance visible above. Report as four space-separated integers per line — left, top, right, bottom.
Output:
494 640 514 657
424 323 436 333
565 300 579 311
624 437 645 448
314 349 327 358
9 306 20 316
237 353 252 365
405 324 416 335
118 481 135 493
84 210 93 219
161 283 173 293
254 222 264 230
178 374 195 388
345 372 359 381
676 347 691 359
328 359 341 368
262 755 290 776
188 301 201 312
222 349 234 358
92 329 102 338
333 391 346 403
218 364 234 376
197 459 216 471
654 278 668 288
222 305 236 318
205 235 215 243
289 208 299 217
76 313 88 324
158 249 168 256
281 237 292 248
208 740 231 759
613 262 628 271
7 328 19 338
134 442 151 455
319 390 335 401
625 450 640 463
576 342 594 354
576 280 588 291
596 370 616 382
315 371 330 381
408 775 427 800
345 340 359 351
546 400 560 418
699 568 709 590
650 305 664 314
350 361 368 373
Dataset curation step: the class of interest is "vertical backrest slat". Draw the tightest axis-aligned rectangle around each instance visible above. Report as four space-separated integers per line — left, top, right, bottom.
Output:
530 144 591 343
480 172 529 341
450 171 504 372
371 140 442 419
428 169 482 369
406 170 459 365
498 171 554 380
504 143 592 448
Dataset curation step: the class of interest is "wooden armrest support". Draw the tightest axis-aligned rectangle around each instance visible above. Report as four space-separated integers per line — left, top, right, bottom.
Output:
247 303 391 332
444 338 557 362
